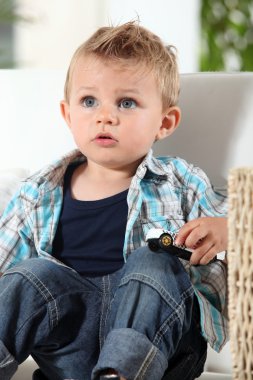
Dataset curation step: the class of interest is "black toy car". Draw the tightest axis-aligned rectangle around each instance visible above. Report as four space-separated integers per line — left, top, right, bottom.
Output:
146 228 193 261
146 228 224 263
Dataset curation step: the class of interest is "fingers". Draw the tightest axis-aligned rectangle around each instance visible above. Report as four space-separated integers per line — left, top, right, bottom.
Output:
175 217 228 266
175 219 207 249
190 242 216 265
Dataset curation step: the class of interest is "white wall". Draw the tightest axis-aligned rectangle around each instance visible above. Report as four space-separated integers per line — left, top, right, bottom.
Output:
107 0 201 73
14 0 108 71
0 69 72 171
14 0 200 73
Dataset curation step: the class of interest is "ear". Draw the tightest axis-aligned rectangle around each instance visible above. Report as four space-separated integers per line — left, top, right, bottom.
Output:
156 106 181 141
60 100 71 128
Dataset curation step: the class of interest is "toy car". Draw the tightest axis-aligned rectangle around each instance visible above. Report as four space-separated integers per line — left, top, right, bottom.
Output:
146 228 226 263
146 228 193 261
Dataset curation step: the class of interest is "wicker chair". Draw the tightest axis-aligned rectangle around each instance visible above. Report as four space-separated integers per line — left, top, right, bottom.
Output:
228 168 253 380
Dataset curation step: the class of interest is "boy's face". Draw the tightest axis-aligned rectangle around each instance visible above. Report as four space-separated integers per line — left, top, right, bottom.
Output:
61 55 180 173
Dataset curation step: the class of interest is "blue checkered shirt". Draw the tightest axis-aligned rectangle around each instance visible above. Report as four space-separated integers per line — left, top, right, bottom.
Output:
0 149 228 352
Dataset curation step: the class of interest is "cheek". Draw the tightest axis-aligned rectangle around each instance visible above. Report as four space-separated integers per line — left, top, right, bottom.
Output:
135 118 162 141
69 112 87 132
68 118 86 143
124 129 156 151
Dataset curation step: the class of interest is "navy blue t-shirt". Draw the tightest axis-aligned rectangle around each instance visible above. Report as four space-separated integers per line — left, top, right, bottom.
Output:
52 164 127 276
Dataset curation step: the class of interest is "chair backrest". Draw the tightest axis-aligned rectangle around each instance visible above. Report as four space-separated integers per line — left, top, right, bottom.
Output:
154 72 253 190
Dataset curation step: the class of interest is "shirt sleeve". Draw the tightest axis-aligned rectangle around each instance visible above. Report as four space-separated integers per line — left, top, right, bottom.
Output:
0 186 36 273
182 165 229 351
184 165 227 220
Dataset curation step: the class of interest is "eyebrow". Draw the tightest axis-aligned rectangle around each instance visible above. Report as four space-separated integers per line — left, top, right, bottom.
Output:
75 86 96 94
76 86 141 95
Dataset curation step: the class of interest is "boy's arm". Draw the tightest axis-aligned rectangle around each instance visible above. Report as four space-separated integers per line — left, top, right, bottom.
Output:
175 164 228 265
0 188 34 273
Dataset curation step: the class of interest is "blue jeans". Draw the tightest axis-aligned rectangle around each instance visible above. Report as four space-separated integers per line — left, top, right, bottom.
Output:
0 247 207 380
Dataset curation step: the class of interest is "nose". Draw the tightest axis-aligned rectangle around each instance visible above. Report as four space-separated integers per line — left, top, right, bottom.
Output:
96 104 119 126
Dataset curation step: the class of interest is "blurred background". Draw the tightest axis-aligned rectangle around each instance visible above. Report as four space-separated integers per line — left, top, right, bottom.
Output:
1 0 253 73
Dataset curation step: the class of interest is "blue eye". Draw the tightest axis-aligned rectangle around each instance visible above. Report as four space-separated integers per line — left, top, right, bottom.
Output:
82 96 98 107
119 99 137 109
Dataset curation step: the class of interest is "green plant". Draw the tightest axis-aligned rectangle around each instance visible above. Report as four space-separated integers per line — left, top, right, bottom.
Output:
200 0 253 71
0 0 32 68
0 0 31 23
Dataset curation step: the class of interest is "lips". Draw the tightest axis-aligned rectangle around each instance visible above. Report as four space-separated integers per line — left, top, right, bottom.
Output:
92 132 118 146
93 133 118 142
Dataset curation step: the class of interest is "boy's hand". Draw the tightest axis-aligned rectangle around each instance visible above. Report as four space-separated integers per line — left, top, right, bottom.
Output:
175 217 227 265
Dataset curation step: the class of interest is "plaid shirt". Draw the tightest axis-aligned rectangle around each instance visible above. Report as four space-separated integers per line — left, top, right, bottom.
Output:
0 149 228 352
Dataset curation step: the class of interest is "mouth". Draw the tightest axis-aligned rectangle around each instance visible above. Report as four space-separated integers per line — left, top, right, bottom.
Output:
92 133 118 146
93 133 118 141
98 136 112 140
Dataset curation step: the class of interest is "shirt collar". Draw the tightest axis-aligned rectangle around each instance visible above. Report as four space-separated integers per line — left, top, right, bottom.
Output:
135 149 169 181
27 149 84 192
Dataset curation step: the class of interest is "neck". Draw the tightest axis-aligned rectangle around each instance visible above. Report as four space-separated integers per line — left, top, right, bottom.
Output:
70 161 136 201
84 159 141 182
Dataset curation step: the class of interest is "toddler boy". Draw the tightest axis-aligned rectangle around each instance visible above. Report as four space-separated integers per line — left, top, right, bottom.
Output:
0 22 228 380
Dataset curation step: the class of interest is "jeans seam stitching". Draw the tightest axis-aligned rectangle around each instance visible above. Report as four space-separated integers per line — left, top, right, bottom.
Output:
103 275 111 347
153 288 194 346
120 273 193 316
153 307 184 346
134 345 158 380
99 275 111 350
99 276 105 351
5 268 59 329
120 273 178 309
0 353 15 367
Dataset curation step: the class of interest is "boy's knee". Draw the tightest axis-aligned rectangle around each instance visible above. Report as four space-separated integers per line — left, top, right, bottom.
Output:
1 259 62 324
4 258 60 280
125 246 185 277
1 258 65 296
123 246 192 296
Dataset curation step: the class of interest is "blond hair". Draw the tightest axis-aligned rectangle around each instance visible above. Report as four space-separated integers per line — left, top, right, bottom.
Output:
64 21 179 109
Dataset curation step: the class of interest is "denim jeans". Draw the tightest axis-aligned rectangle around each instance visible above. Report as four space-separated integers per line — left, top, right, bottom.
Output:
0 247 207 380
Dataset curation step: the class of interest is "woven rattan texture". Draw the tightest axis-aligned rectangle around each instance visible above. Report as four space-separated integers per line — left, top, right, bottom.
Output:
228 168 253 380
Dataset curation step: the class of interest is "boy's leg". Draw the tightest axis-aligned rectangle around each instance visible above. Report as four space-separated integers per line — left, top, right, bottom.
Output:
93 246 206 380
0 258 103 380
162 296 207 380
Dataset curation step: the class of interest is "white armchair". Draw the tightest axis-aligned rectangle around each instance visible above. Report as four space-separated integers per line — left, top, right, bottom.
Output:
154 72 253 379
1 69 253 379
